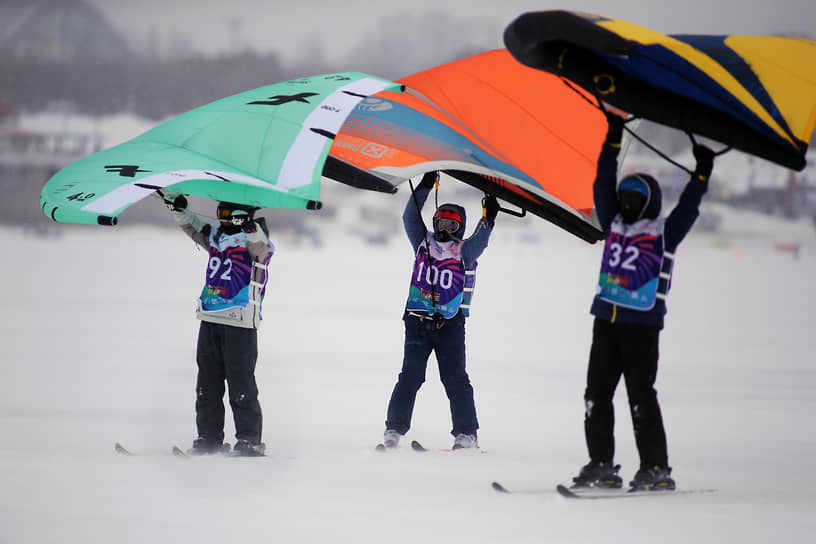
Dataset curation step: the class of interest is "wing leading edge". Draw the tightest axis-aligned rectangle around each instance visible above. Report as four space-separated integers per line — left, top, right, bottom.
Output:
504 10 816 171
332 49 607 242
41 73 404 225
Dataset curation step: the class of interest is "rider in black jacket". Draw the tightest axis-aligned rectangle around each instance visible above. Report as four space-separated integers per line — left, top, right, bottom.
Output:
572 112 716 491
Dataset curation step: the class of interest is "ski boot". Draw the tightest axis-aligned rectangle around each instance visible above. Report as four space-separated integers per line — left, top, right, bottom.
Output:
452 433 478 450
189 437 228 455
571 460 623 488
383 429 401 449
231 439 266 457
629 466 675 491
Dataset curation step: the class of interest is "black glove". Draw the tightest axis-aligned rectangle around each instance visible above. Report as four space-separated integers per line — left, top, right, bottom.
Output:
483 195 499 223
419 172 437 189
604 111 625 146
163 193 187 212
241 220 257 234
692 144 715 181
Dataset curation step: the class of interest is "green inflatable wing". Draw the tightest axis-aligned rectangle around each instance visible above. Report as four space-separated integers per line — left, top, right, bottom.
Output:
40 73 404 225
504 10 816 171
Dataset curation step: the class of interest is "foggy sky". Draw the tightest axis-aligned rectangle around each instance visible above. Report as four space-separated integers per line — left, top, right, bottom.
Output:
87 0 816 62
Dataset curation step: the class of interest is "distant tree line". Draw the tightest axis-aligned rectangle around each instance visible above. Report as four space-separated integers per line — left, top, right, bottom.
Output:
2 44 482 120
2 51 297 119
1 5 496 119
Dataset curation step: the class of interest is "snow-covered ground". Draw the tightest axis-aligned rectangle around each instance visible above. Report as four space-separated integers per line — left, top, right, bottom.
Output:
1 201 814 543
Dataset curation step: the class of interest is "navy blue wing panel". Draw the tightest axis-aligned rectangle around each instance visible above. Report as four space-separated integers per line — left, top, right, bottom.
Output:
503 10 808 170
672 34 797 147
599 43 795 151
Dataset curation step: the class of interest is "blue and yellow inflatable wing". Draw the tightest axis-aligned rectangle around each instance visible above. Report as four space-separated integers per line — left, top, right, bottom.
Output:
504 10 816 171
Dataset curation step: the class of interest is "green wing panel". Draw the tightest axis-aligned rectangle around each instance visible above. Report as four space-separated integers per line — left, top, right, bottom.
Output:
41 73 403 225
40 140 310 225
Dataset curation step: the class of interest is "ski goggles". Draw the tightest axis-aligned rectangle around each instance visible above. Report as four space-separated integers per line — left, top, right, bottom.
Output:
434 217 461 234
217 208 250 224
618 190 647 209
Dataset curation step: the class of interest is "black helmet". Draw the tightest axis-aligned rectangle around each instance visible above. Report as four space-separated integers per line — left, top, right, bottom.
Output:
217 201 256 225
216 201 257 234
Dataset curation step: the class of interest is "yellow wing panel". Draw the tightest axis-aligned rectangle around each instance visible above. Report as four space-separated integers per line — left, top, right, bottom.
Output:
590 15 798 147
725 36 816 144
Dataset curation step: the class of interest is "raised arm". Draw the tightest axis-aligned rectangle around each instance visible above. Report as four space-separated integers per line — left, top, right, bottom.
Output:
594 113 624 233
664 145 714 250
461 196 498 267
403 173 436 252
244 219 274 262
163 192 211 249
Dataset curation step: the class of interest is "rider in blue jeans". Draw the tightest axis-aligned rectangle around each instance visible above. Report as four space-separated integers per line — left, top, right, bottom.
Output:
383 172 499 450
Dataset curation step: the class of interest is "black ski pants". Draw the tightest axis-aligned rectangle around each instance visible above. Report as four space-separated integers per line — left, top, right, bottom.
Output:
195 321 262 444
584 317 668 469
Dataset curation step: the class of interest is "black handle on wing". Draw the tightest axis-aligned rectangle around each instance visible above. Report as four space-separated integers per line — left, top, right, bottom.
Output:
483 193 527 218
498 203 526 218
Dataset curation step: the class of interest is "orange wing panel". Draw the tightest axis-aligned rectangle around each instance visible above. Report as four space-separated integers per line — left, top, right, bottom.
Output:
396 49 606 211
332 133 428 170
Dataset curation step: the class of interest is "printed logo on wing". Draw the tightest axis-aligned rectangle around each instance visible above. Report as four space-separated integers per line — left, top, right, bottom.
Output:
361 143 388 158
357 98 392 112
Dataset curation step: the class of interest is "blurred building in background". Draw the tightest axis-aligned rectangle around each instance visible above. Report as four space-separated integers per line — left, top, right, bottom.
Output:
1 0 813 235
0 0 129 63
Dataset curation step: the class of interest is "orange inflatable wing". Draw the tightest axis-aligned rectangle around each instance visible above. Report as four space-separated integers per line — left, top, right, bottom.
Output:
398 49 606 215
331 49 608 242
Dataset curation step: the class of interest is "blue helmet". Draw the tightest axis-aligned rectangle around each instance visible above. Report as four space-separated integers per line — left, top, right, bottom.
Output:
617 174 661 222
